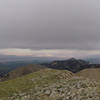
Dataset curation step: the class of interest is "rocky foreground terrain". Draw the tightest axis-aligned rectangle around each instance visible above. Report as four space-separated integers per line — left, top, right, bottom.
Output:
0 68 100 100
8 77 100 100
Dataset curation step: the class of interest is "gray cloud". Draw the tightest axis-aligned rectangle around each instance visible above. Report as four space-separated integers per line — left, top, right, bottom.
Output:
0 0 100 50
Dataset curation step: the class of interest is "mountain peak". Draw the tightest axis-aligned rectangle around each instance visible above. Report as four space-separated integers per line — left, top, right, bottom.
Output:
46 58 89 73
68 58 76 61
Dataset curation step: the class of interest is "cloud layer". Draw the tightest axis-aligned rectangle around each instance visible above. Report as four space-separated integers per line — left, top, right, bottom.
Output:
1 48 100 59
0 0 100 57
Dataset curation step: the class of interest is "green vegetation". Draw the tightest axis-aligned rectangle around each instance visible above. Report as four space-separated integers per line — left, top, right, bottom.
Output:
76 68 100 80
0 67 100 100
0 68 73 99
3 64 45 80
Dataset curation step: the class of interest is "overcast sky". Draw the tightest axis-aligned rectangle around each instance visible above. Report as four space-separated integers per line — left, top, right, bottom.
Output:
0 0 100 58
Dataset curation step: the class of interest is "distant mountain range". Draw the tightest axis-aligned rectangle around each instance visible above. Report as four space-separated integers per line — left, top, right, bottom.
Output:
0 61 43 77
84 54 100 64
1 57 100 79
0 54 62 62
1 64 45 81
0 55 54 77
86 58 100 64
43 58 100 72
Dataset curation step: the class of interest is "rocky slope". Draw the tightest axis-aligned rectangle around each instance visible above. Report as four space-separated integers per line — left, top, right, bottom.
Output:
0 68 73 99
0 68 100 100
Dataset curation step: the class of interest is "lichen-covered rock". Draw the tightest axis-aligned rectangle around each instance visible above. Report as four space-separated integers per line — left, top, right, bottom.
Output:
6 77 100 100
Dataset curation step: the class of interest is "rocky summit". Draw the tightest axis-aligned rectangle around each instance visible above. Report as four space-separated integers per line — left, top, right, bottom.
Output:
0 68 100 100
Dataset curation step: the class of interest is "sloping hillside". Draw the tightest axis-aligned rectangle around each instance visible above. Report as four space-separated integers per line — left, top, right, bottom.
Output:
0 68 73 99
76 68 100 80
0 61 39 77
2 64 45 81
0 68 100 100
